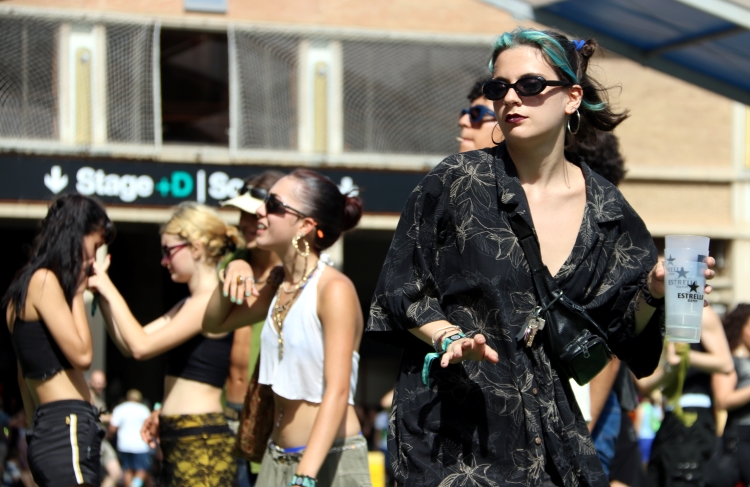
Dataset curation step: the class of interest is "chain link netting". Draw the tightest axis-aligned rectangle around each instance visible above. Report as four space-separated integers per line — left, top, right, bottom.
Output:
0 14 492 155
233 31 300 150
0 17 59 140
106 23 156 145
0 16 155 145
342 40 490 155
232 30 492 155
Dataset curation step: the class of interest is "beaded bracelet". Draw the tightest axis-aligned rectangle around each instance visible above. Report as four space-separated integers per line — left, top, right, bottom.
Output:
421 331 467 387
289 474 317 487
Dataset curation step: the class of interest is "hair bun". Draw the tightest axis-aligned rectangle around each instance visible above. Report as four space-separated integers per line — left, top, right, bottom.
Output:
223 226 242 255
341 195 363 232
578 39 597 60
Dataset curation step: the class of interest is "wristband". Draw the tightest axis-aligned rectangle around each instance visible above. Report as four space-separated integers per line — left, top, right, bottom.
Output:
421 331 467 388
640 286 664 308
431 325 460 352
289 474 317 487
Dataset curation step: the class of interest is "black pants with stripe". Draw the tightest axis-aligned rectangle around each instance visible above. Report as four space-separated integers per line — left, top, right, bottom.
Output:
27 399 104 487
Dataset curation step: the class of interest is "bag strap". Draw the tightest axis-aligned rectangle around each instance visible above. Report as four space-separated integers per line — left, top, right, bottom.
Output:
507 212 561 307
508 211 611 341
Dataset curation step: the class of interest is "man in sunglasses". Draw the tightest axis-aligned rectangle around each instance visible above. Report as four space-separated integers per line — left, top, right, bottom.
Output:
220 170 284 487
457 77 500 152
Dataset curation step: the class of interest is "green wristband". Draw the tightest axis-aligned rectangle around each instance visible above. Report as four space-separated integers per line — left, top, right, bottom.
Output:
289 474 317 487
421 332 467 387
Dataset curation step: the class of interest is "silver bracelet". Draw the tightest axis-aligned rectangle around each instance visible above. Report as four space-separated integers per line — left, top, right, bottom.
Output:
431 325 460 352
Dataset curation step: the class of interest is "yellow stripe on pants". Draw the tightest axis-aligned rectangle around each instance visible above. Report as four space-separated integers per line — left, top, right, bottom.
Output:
69 414 83 484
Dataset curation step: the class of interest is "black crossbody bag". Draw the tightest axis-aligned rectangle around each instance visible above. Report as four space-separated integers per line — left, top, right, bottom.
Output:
508 212 612 385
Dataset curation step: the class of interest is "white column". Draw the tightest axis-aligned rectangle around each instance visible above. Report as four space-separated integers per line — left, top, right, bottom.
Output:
731 102 750 307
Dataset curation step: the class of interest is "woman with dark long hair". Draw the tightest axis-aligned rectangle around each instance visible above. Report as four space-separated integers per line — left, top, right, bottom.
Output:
203 169 370 487
3 194 115 487
86 202 243 487
365 27 716 487
708 304 750 487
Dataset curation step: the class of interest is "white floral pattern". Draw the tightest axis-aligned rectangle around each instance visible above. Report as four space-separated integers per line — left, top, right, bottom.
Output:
367 144 665 487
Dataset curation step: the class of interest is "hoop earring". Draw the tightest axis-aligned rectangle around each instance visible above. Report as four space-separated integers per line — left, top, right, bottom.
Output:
491 123 502 145
293 234 310 258
567 109 581 135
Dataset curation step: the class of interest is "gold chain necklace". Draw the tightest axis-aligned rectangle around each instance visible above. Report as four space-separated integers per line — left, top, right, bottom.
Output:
273 261 318 360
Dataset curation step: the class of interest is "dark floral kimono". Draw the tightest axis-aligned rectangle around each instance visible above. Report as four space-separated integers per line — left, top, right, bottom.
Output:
367 143 665 487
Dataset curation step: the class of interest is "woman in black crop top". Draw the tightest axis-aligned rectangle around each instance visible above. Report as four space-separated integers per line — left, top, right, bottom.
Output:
3 194 115 487
86 202 243 487
709 305 750 487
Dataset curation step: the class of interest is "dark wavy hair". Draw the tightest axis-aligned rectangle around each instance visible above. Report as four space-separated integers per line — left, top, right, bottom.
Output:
289 169 363 250
243 170 285 192
488 27 629 144
467 78 494 102
3 194 115 316
573 130 627 186
723 304 750 351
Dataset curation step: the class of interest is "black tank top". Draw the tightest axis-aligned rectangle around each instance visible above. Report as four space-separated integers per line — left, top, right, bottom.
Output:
165 332 234 388
11 318 73 380
683 342 712 398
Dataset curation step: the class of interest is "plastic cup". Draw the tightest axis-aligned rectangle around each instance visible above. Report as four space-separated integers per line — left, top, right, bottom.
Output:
663 235 710 343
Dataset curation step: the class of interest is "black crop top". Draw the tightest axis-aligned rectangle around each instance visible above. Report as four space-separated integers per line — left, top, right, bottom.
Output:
165 332 234 388
683 341 712 398
11 318 73 380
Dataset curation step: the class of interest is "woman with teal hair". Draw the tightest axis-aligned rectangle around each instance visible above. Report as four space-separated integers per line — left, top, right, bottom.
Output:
366 27 716 487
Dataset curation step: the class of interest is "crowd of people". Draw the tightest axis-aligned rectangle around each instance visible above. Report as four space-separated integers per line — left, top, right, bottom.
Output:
1 25 747 487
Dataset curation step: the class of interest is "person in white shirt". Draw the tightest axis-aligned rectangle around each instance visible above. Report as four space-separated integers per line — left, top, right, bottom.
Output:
109 390 152 487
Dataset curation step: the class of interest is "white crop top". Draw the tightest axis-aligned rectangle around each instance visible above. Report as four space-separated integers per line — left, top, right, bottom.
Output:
259 260 360 405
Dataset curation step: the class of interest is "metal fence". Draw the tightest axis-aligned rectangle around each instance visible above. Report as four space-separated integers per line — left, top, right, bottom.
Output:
106 23 157 145
233 31 301 151
342 39 490 154
232 29 492 155
0 13 494 157
0 17 59 140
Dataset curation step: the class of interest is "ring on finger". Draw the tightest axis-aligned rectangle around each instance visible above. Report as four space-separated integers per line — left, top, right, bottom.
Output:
236 276 245 285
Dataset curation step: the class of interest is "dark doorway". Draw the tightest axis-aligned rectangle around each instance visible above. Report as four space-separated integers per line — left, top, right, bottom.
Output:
160 30 229 145
343 229 401 407
0 219 38 414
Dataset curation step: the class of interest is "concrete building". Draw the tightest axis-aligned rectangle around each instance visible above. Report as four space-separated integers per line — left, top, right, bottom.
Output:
0 0 746 406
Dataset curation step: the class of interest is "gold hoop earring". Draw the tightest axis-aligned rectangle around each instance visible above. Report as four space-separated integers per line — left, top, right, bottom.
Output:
293 234 310 258
567 109 581 135
491 123 502 145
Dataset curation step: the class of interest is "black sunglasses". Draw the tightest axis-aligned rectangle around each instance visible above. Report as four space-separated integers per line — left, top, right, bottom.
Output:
264 193 308 218
482 76 572 101
238 185 268 201
460 105 496 124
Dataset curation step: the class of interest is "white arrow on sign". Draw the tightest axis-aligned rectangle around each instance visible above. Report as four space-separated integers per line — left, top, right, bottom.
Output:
44 165 69 194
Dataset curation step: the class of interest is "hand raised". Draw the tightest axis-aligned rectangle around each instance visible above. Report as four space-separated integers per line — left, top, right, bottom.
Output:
87 255 114 297
440 334 500 367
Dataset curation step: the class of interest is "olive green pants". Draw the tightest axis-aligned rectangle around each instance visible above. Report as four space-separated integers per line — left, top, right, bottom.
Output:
257 436 372 487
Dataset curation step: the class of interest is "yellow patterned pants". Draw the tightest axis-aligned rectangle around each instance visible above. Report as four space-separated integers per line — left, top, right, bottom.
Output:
159 413 237 487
